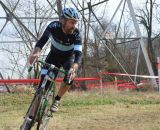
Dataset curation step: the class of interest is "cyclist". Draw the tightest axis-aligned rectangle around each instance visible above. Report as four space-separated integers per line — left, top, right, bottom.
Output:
28 8 82 112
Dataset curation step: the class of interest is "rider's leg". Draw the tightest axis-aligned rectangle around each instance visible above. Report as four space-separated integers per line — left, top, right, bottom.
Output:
51 81 72 112
56 56 74 97
57 82 71 97
51 55 74 112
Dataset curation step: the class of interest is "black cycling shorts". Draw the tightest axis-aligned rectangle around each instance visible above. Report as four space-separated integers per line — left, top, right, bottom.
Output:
38 51 74 89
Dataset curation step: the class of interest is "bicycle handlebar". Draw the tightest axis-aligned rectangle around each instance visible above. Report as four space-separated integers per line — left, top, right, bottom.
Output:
37 60 67 75
28 60 74 84
28 60 67 74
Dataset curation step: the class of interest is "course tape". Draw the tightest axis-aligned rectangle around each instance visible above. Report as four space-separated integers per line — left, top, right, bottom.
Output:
0 77 100 84
99 72 159 79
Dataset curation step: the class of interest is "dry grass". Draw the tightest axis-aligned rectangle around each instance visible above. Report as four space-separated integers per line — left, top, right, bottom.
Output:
1 89 160 130
47 104 160 130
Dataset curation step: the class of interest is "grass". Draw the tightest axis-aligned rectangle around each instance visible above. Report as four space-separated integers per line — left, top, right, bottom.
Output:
1 89 160 130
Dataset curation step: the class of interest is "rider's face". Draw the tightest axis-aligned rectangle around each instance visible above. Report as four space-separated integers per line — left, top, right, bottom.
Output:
62 19 77 34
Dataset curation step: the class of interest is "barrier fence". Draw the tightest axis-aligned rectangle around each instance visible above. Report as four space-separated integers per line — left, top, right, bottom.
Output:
1 56 160 92
0 77 99 84
0 72 156 93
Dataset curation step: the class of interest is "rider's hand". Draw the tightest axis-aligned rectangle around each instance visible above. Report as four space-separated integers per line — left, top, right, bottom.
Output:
70 63 79 72
67 63 79 82
28 53 39 65
28 47 41 65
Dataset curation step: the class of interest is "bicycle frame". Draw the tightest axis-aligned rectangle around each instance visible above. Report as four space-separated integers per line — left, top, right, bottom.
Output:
37 74 56 130
20 60 68 130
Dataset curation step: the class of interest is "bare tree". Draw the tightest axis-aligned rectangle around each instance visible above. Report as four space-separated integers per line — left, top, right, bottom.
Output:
136 0 157 75
0 0 58 79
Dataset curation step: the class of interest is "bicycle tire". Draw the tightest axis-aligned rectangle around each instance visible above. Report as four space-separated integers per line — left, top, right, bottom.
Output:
20 93 37 130
20 89 43 130
20 117 32 130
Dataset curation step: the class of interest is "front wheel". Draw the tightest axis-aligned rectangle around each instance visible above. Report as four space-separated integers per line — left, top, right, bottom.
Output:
20 117 32 130
20 89 43 130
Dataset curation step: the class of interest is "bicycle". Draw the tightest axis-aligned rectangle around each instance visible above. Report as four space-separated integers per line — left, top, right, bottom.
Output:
20 60 73 130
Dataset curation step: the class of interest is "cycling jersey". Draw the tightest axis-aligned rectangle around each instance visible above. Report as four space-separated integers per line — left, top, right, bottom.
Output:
35 21 82 65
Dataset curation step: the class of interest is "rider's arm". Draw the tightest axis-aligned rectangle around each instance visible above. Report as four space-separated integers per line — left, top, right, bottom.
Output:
68 47 82 81
72 30 82 71
72 50 82 70
35 25 51 49
29 23 52 64
74 50 82 65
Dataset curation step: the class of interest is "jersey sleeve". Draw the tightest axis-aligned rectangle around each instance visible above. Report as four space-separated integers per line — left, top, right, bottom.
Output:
35 23 52 49
73 30 82 65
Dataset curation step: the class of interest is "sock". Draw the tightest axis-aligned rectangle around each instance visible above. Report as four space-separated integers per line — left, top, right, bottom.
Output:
55 95 61 101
